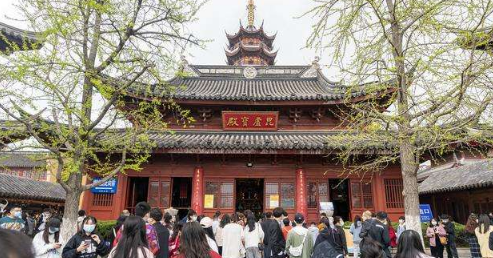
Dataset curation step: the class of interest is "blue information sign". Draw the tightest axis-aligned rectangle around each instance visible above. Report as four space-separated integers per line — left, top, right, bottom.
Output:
419 204 433 222
90 178 118 194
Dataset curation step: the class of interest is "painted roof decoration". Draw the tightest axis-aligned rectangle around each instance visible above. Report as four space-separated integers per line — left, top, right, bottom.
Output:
419 159 493 194
0 173 65 202
225 0 277 65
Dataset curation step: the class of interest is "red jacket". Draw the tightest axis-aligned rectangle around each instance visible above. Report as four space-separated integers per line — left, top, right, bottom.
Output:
169 236 180 257
389 226 397 247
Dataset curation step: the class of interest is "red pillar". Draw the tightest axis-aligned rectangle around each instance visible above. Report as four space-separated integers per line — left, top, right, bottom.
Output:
295 168 308 218
191 167 204 214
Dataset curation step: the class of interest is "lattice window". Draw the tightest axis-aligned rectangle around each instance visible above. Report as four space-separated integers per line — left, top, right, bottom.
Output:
384 179 404 208
92 193 113 206
351 182 373 209
307 181 329 209
281 183 295 209
265 183 280 209
205 181 234 208
265 182 295 209
148 180 171 209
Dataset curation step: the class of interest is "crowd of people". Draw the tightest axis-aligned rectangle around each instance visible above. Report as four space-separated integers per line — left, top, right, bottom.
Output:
1 202 493 258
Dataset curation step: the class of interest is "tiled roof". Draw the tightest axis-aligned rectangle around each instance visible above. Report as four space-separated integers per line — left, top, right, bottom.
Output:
104 130 393 154
0 22 41 52
0 152 47 168
0 173 65 202
121 65 391 102
419 159 493 194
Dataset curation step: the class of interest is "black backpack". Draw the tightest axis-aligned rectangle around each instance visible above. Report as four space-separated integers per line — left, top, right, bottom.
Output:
312 240 344 258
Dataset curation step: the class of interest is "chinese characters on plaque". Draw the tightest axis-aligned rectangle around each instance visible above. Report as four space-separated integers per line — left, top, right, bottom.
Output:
222 111 279 131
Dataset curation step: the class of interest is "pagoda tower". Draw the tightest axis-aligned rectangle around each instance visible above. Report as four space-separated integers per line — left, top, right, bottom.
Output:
225 0 277 66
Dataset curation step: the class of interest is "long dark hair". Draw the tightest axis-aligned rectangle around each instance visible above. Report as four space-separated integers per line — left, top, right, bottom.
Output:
353 215 362 228
112 215 149 258
204 226 216 243
179 222 212 258
220 214 231 228
428 217 438 228
394 230 425 258
361 237 385 258
465 214 478 234
0 229 35 258
478 214 491 234
247 214 256 232
43 217 61 244
115 215 127 231
79 216 98 235
171 222 183 241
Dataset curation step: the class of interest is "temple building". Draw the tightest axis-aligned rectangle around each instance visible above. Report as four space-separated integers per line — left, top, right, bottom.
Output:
81 1 405 222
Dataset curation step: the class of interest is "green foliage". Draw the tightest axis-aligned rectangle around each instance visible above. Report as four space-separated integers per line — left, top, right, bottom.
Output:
97 220 117 241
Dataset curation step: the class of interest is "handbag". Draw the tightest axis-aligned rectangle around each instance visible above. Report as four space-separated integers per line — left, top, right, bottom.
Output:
288 232 307 257
257 223 265 251
439 236 448 245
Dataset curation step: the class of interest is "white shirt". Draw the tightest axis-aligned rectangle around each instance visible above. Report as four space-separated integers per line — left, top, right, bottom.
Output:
206 235 219 253
243 223 264 248
32 231 64 258
221 223 245 258
212 219 220 234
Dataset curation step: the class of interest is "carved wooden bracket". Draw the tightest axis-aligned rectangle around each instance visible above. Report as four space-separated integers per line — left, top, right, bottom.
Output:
198 108 213 122
311 107 324 122
289 108 302 122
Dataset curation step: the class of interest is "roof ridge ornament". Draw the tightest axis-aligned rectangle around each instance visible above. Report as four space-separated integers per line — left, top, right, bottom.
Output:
179 55 199 77
247 0 256 28
301 56 321 78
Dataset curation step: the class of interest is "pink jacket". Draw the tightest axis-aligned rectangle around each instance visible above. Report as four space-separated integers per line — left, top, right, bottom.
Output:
426 225 446 247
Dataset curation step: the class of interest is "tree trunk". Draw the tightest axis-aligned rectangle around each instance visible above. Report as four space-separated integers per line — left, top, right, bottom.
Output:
400 140 422 239
61 189 82 242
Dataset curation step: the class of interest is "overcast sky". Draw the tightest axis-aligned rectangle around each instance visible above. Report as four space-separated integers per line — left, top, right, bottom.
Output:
0 0 340 79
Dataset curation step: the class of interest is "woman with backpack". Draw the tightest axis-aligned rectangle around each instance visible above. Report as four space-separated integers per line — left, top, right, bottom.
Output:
285 213 313 258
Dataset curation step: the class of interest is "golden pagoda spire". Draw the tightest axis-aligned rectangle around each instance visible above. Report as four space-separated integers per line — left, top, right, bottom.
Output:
247 0 255 27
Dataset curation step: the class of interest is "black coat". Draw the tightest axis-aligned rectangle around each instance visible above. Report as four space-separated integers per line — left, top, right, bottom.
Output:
359 220 390 258
444 222 456 241
315 228 345 256
263 219 285 258
153 222 170 258
62 233 109 258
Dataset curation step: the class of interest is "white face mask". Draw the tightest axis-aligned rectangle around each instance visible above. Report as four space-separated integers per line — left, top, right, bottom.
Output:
432 221 437 226
399 219 404 224
190 216 197 222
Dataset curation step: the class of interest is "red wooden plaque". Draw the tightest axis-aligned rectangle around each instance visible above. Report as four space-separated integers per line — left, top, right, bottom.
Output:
222 111 279 131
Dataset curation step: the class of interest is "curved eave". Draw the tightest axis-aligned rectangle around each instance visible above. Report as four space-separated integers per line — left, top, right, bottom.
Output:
0 22 43 51
226 26 276 46
225 43 277 58
419 181 493 195
0 192 65 203
121 87 396 106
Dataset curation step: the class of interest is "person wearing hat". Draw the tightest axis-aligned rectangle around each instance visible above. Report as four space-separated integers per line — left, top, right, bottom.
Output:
285 213 314 258
0 205 25 231
33 217 64 258
200 217 219 253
